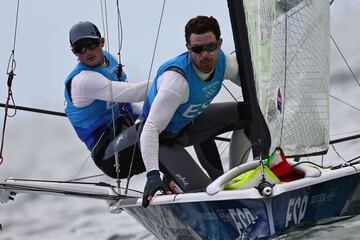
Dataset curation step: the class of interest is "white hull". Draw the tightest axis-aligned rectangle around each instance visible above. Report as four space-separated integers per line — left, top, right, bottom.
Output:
3 161 360 239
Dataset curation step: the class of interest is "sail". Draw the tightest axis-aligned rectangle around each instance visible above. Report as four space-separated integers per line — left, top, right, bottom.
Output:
242 0 330 156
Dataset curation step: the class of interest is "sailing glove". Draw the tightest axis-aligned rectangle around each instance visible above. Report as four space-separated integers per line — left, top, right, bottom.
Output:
142 170 169 208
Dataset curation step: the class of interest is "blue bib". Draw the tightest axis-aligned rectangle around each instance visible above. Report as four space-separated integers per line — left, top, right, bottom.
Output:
143 50 226 133
64 51 136 150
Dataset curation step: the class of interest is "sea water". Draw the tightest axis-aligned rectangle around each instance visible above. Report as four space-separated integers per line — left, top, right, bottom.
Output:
0 115 155 240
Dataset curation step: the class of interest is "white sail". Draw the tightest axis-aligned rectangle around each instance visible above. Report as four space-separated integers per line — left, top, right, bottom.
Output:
243 0 330 156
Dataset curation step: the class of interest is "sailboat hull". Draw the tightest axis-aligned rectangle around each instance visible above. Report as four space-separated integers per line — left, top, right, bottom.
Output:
119 166 360 239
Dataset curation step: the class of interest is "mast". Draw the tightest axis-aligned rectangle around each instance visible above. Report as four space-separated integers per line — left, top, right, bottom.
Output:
227 0 271 159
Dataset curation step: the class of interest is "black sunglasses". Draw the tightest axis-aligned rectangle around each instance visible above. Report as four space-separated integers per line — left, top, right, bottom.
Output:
72 39 100 54
189 43 218 54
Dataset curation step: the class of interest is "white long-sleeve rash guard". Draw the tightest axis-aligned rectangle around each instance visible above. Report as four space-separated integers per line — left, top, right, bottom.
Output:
70 70 148 114
141 53 240 172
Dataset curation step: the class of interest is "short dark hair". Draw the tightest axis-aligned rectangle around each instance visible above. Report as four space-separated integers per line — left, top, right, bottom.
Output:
185 16 221 44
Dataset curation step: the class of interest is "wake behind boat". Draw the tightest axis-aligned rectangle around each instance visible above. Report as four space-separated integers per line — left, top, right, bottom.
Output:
1 0 360 239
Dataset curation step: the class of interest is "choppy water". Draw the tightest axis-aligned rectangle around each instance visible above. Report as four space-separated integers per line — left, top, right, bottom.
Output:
0 0 359 239
0 77 359 240
0 116 155 240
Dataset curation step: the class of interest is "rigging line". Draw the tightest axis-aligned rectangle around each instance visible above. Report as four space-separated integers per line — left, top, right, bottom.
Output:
78 1 118 188
0 106 107 182
10 0 20 57
109 70 121 191
108 0 128 193
104 0 110 52
82 1 125 192
279 0 289 147
100 0 110 52
111 102 121 193
108 0 123 191
218 131 232 156
145 0 167 88
100 0 122 191
100 0 126 192
331 144 347 164
0 0 21 165
99 0 108 51
222 83 240 102
219 142 230 156
125 0 167 193
124 139 138 195
330 35 360 88
115 0 131 127
218 81 243 156
71 153 94 181
114 0 133 191
330 94 360 112
116 0 123 60
217 131 231 148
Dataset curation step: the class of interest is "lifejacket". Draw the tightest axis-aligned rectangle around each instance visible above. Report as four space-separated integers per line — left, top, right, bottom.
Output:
64 51 137 150
142 50 226 133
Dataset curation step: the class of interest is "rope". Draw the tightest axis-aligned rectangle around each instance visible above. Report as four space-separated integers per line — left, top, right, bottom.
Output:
125 0 167 193
100 0 110 52
110 0 125 192
0 0 21 165
115 0 124 82
99 0 126 192
330 95 360 112
116 0 123 61
68 0 129 185
331 35 360 88
99 0 122 190
70 153 96 181
279 0 289 148
145 0 167 89
221 83 240 102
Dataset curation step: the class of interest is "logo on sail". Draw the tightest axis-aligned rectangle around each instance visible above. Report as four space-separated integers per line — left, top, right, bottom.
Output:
277 88 282 113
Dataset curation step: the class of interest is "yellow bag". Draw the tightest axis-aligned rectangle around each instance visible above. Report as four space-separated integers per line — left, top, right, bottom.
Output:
223 166 280 190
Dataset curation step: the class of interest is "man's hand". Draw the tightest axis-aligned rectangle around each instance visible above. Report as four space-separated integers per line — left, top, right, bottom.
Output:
142 170 171 208
110 64 124 81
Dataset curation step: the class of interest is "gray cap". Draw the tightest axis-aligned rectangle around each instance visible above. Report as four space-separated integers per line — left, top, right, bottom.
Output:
69 21 101 46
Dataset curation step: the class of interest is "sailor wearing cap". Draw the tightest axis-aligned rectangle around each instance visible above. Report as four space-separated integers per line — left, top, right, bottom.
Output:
64 21 147 179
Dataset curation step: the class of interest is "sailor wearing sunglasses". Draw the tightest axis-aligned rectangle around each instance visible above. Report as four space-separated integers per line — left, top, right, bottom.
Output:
64 21 148 179
141 16 250 207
